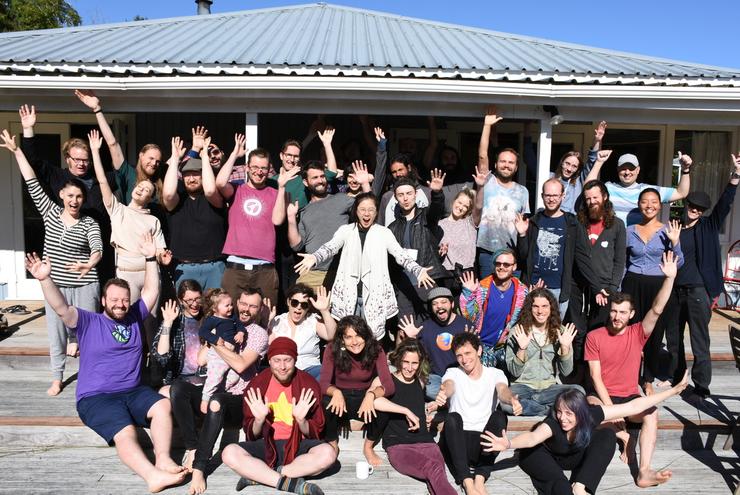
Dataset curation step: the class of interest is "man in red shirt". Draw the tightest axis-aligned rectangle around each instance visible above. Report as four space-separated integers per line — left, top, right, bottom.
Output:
585 251 678 488
222 337 336 494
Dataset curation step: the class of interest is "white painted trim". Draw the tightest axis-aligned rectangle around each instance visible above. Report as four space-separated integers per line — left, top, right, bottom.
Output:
536 119 553 211
245 113 258 152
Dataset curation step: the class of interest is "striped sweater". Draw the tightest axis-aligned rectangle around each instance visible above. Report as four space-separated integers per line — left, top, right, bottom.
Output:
26 178 102 287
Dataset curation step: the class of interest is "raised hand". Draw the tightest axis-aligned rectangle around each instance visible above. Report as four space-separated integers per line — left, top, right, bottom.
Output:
677 151 693 172
24 252 51 281
277 166 300 188
74 89 100 111
514 212 529 236
732 152 740 174
529 279 546 291
138 231 157 258
398 314 422 338
294 253 317 275
286 200 299 219
351 160 371 186
460 271 479 292
292 388 317 422
232 133 247 158
19 104 36 129
0 129 17 152
512 325 531 350
244 388 270 421
438 242 448 258
427 168 446 191
665 219 681 246
558 323 577 350
472 165 490 188
596 150 613 163
262 297 277 324
417 267 436 289
161 299 180 325
170 136 186 162
594 121 607 143
317 127 335 145
310 286 331 312
191 126 208 152
660 250 678 279
374 127 385 142
87 129 103 152
484 105 503 126
326 389 347 417
480 429 510 452
160 249 173 266
199 136 212 159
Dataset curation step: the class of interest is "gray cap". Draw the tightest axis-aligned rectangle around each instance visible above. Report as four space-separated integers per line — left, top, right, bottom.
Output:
617 153 639 168
685 191 711 210
426 287 454 303
180 157 203 173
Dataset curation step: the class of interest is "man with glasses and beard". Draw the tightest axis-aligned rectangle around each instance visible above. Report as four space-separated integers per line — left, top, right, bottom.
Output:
569 180 626 360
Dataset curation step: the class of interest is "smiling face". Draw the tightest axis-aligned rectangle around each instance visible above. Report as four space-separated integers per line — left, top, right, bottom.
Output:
584 186 606 220
287 292 310 324
495 150 518 182
451 194 472 220
59 184 85 218
560 155 580 180
618 164 639 186
394 184 417 214
454 342 482 375
686 203 705 223
399 350 421 382
342 326 366 356
390 161 410 180
182 170 203 194
237 292 262 325
131 180 155 206
102 284 131 321
65 146 90 177
638 191 661 221
303 168 328 198
208 144 224 168
541 180 564 214
139 148 162 177
531 296 552 327
493 252 516 284
269 354 296 384
247 155 270 187
179 289 203 318
556 403 578 432
356 197 377 229
280 144 301 172
608 301 635 333
430 297 453 325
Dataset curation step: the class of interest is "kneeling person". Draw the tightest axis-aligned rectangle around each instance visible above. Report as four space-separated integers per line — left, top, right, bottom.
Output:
223 337 336 494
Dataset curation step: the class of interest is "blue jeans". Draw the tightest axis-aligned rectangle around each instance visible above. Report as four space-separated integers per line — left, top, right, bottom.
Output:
303 364 322 381
174 261 225 291
478 249 494 279
501 383 585 416
425 373 442 401
546 288 569 320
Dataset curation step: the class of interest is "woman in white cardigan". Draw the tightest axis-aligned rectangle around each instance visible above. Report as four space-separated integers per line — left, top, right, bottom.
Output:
294 192 434 341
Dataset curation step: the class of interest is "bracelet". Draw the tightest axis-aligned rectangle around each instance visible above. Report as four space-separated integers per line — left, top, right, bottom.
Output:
506 437 512 449
731 172 740 180
145 256 157 262
93 108 102 114
681 169 691 174
366 390 377 399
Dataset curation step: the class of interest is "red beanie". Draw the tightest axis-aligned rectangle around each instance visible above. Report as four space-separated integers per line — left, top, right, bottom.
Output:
268 336 298 361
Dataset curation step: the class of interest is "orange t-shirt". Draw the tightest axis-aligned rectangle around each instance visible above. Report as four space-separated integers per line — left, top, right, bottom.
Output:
266 377 293 441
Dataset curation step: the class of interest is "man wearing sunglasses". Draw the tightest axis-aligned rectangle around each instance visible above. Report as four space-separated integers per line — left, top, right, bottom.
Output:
664 153 740 400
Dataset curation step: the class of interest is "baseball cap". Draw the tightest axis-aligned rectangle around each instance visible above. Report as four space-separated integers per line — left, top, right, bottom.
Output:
617 153 639 169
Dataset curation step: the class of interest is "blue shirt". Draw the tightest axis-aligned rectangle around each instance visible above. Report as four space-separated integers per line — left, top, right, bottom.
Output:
481 284 515 346
625 225 684 276
606 182 676 227
532 214 567 289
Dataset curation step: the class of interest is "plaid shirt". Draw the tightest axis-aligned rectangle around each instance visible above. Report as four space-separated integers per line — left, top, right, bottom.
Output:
151 313 206 385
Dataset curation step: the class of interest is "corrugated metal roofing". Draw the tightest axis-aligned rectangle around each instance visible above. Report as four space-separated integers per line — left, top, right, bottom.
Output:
1 2 739 86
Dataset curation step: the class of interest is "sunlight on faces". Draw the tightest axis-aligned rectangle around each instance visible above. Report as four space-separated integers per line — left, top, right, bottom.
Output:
131 180 155 205
182 170 203 193
608 301 635 332
356 198 377 229
102 285 131 321
617 164 639 186
280 144 301 171
59 185 85 217
686 203 705 222
65 146 90 177
493 252 516 283
287 293 310 324
454 342 482 375
342 326 366 355
451 194 472 220
531 296 552 326
303 168 328 196
237 293 262 324
394 185 417 213
180 289 203 318
208 144 223 168
495 151 518 180
560 156 580 179
346 172 361 192
390 161 410 180
556 403 577 432
541 180 564 213
584 186 606 219
213 294 233 318
269 354 296 384
400 350 421 381
431 297 453 324
139 148 162 177
247 155 270 186
638 191 661 221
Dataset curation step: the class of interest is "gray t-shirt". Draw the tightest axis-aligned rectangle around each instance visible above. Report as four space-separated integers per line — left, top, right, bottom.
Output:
297 194 354 270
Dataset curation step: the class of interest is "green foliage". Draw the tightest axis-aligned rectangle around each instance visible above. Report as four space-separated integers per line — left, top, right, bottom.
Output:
0 0 82 32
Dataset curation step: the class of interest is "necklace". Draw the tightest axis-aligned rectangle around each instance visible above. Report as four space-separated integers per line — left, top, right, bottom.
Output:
493 285 509 299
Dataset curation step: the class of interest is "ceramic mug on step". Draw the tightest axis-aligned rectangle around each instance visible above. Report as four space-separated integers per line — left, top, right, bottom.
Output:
356 460 374 479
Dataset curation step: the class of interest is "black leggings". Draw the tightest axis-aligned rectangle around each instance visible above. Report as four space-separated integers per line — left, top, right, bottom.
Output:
439 410 507 485
321 389 381 443
192 392 244 472
169 379 204 450
519 428 616 495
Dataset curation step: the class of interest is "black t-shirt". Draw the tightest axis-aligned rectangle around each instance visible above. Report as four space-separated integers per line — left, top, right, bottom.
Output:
167 190 227 261
381 376 434 450
542 405 604 457
676 225 703 288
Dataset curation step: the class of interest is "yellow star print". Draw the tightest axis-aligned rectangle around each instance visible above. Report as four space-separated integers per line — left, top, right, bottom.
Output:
269 391 294 427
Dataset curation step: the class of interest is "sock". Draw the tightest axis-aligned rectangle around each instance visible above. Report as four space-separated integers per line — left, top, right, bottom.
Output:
277 475 324 495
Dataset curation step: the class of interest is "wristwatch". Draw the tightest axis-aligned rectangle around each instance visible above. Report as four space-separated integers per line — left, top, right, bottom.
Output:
731 172 740 180
145 256 157 262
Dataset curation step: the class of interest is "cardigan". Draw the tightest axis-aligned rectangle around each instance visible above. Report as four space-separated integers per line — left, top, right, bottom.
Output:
460 276 527 346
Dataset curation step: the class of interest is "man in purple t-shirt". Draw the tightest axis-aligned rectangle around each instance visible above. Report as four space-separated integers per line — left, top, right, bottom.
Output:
26 233 187 493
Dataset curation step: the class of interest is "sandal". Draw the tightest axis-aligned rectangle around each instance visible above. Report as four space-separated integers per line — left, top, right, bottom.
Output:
1 305 30 315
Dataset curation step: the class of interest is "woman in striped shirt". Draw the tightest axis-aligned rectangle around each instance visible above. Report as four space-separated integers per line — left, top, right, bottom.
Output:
1 129 102 396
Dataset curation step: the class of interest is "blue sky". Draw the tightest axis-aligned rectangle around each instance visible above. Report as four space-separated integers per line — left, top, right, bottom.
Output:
69 0 740 69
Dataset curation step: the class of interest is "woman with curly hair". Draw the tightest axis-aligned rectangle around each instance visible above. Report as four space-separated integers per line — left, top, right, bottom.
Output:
318 315 395 466
504 288 583 416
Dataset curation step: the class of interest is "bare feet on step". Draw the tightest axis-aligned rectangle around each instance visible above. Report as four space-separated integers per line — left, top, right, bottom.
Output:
636 468 672 487
47 380 62 396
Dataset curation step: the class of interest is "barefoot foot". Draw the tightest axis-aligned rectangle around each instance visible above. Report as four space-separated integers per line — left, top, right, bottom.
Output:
188 469 207 495
642 382 654 396
156 457 186 474
615 430 634 464
47 380 62 396
147 467 187 493
182 449 196 472
636 469 672 487
363 443 383 467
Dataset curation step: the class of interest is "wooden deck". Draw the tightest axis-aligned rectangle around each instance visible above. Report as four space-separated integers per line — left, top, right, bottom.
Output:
0 302 738 494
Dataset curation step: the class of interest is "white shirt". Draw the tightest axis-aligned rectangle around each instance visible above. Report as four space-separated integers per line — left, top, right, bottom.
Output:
269 313 321 370
442 366 508 431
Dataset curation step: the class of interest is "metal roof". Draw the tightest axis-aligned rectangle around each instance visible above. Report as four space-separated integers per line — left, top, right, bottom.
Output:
1 2 739 87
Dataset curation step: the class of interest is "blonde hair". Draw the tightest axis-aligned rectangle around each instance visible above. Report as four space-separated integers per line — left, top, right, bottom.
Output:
62 138 89 157
203 288 231 318
452 188 475 218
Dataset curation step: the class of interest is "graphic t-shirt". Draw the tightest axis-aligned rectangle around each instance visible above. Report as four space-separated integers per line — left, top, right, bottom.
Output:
419 316 467 376
180 316 202 377
73 299 149 401
532 215 567 289
222 184 278 262
266 377 294 440
477 176 530 252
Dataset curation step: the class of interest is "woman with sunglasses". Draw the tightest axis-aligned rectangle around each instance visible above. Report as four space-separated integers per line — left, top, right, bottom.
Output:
268 284 336 380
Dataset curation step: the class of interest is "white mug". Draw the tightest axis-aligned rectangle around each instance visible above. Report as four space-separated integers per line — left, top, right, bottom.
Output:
355 460 374 479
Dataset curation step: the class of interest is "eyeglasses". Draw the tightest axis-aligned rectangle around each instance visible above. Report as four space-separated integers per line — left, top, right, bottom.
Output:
208 148 222 156
687 205 705 212
67 156 90 164
494 261 515 268
249 165 270 173
289 299 310 310
282 153 300 161
542 194 562 199
357 208 377 214
182 297 201 306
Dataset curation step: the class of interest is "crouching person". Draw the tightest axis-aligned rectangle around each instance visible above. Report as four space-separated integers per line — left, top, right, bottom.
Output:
26 233 186 493
223 337 336 494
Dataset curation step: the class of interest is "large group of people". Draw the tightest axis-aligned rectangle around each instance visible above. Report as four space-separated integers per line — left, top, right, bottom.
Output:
5 91 739 494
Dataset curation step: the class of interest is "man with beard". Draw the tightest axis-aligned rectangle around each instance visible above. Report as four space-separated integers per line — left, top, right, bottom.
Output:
569 179 626 359
26 233 187 493
585 252 678 488
186 126 247 184
474 107 530 278
398 287 468 400
423 116 473 213
388 174 449 324
287 161 371 288
664 154 740 399
162 136 227 291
